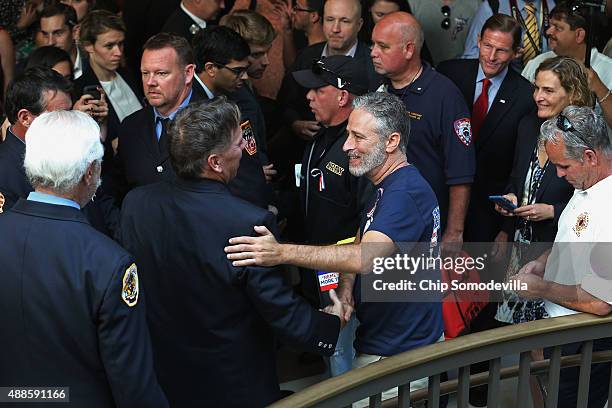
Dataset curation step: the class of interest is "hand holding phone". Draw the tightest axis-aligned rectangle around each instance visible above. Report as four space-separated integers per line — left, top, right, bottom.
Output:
83 85 101 101
489 195 517 213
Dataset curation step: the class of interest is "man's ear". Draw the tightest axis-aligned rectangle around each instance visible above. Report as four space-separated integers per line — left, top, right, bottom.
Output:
184 63 195 83
207 153 223 173
385 131 401 152
584 149 598 166
203 61 217 78
83 161 97 185
71 25 80 42
16 109 35 128
575 28 586 45
403 41 415 61
338 90 351 107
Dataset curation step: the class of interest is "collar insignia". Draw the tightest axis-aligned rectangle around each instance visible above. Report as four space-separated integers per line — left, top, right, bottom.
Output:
189 24 201 35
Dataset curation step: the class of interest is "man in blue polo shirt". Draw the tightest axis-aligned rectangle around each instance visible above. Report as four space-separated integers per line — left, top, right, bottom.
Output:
371 12 475 256
226 92 444 403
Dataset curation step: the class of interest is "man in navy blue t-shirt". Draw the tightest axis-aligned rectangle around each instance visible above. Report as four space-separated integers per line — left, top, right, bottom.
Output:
371 12 475 257
226 92 444 387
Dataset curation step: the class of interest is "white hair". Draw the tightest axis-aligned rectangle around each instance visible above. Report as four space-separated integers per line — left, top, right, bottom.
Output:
24 110 103 194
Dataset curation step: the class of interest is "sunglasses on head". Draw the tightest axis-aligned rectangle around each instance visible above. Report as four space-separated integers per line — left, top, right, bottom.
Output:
556 114 592 149
311 59 350 89
441 5 451 30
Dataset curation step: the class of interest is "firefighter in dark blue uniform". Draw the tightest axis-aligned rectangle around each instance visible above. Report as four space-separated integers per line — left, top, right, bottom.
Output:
118 99 343 407
0 110 168 408
292 56 374 308
372 12 475 251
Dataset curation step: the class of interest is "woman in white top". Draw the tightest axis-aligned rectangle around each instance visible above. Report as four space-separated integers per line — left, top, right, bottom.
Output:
75 10 143 161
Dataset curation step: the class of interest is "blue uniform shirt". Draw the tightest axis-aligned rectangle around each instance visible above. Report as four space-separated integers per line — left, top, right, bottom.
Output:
386 62 475 230
354 165 444 356
153 89 193 140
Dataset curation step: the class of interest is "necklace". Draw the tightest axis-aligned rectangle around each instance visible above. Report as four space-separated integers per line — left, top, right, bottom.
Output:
407 65 423 87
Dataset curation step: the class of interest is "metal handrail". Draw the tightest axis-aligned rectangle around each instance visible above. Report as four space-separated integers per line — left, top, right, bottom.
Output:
269 313 612 408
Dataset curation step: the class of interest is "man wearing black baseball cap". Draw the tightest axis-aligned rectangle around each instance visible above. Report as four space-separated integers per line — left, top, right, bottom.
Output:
292 55 373 376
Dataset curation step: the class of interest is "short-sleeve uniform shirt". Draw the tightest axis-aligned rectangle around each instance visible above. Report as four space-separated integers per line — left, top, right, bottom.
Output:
354 165 444 356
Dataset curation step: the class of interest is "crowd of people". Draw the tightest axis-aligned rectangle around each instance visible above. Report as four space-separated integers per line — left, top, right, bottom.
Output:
0 0 612 407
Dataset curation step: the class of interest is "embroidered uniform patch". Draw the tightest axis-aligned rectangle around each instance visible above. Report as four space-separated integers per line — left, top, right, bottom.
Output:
0 192 4 213
241 120 257 156
121 263 139 307
325 161 344 176
453 118 472 146
573 212 589 237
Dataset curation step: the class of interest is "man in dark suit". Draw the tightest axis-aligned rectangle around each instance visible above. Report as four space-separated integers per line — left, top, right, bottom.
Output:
277 0 380 142
162 0 225 43
118 99 343 408
192 26 271 209
115 33 208 199
38 3 87 79
436 14 536 407
0 67 119 236
0 109 168 408
437 14 536 244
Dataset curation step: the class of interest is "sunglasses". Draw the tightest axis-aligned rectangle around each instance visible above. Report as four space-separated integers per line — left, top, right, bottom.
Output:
213 62 249 77
312 59 350 89
441 5 451 30
556 114 592 149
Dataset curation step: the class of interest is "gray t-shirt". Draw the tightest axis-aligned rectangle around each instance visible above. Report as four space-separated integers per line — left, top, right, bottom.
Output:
409 0 481 65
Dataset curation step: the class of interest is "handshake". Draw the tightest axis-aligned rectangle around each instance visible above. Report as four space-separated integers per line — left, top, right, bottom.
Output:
322 289 354 329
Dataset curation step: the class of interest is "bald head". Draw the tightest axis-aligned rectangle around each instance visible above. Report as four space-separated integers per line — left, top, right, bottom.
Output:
375 12 424 52
323 0 363 55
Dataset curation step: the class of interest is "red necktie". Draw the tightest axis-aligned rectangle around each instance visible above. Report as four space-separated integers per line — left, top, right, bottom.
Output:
472 78 491 140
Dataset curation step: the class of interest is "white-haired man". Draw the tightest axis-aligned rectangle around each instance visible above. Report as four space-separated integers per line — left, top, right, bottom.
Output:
512 106 612 408
0 110 168 407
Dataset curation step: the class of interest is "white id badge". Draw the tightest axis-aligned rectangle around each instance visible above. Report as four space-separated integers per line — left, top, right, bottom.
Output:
295 163 302 188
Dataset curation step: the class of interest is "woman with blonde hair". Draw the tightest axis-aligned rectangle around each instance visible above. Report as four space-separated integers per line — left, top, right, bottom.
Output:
495 55 595 325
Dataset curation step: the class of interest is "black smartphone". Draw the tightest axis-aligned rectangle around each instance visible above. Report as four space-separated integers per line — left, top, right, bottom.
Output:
83 85 101 100
489 195 517 212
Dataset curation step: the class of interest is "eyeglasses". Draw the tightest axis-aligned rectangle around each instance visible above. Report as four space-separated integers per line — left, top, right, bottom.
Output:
441 5 451 30
312 59 350 89
213 62 249 77
556 114 592 149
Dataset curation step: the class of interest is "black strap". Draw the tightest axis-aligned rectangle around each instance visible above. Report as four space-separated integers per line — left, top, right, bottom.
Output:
508 0 550 55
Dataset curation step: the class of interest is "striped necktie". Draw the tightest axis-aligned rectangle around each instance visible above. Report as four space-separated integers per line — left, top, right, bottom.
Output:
522 2 540 64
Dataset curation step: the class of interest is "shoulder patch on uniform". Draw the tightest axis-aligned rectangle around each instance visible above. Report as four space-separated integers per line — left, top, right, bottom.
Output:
121 263 139 307
241 120 257 156
0 191 4 213
453 118 472 146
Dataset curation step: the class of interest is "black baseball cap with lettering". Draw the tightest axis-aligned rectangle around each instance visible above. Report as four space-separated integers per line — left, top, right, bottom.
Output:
292 55 368 96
